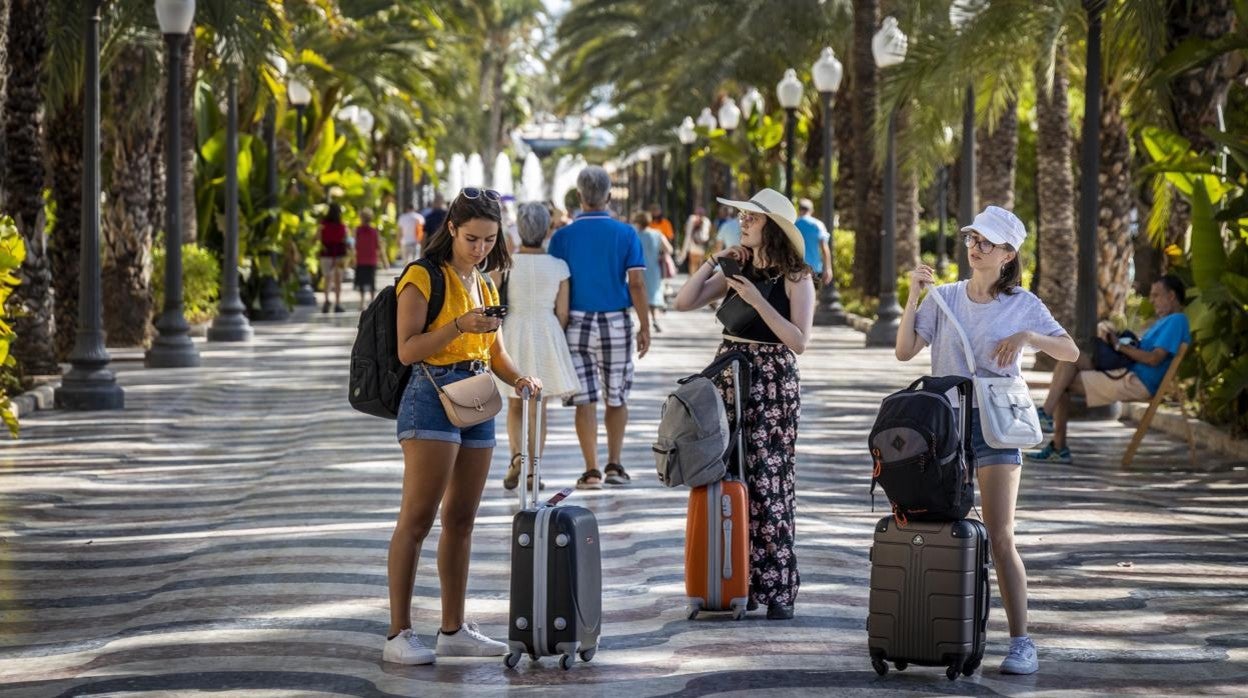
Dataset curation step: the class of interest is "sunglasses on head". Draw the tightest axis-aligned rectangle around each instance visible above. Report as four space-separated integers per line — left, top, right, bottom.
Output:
459 187 501 202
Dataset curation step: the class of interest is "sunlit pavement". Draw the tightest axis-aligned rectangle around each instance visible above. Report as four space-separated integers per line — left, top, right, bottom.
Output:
2 297 1245 696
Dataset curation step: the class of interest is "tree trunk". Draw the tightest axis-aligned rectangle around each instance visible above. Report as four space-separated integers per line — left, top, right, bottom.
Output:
1097 88 1134 321
976 99 1018 210
895 167 920 273
3 0 57 379
179 29 196 244
0 0 10 204
46 99 83 361
1160 0 1239 274
103 44 162 348
1035 47 1077 332
851 0 882 296
833 82 855 232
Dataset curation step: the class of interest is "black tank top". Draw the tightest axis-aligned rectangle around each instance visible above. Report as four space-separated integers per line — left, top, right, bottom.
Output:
720 272 789 344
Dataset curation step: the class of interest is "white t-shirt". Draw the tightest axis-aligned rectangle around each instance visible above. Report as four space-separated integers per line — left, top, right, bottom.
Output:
398 211 423 245
914 281 1066 379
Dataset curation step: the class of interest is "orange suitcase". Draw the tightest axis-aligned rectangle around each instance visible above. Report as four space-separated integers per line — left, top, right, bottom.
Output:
685 353 751 620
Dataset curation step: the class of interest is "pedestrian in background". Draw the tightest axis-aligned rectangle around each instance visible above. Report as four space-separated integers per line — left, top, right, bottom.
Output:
398 204 423 265
648 202 674 243
673 187 816 620
319 203 349 313
492 202 581 491
795 199 833 288
547 166 651 489
635 211 673 334
354 208 388 308
679 206 712 273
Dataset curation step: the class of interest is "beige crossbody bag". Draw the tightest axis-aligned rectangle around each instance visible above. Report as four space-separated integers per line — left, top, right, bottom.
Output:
422 363 502 428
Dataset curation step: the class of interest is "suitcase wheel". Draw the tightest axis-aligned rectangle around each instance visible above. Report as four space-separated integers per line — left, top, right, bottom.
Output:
962 657 980 676
732 608 746 621
503 651 521 669
579 647 596 663
946 663 961 681
893 661 907 671
687 608 699 621
871 658 888 676
559 654 574 671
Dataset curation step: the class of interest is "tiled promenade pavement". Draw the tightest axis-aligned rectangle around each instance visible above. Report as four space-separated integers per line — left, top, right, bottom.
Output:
2 302 1246 697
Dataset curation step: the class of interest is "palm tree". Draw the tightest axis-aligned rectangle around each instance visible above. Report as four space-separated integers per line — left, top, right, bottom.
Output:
851 0 882 296
477 0 544 167
3 0 58 378
1035 41 1076 332
0 0 10 198
975 99 1017 209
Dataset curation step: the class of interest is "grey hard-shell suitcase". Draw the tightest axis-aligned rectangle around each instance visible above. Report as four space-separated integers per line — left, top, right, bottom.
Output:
505 392 602 671
867 516 990 681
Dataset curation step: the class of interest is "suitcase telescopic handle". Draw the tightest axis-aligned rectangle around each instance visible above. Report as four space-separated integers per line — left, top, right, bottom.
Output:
519 386 544 509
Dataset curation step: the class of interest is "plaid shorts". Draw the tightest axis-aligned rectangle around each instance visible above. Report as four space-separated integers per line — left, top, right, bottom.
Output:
564 310 635 407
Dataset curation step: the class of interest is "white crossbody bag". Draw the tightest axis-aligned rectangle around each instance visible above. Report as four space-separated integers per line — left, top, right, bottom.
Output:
929 286 1044 449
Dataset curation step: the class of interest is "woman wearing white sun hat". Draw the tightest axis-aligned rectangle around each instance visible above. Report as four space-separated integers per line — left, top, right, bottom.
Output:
895 204 1079 675
673 187 816 620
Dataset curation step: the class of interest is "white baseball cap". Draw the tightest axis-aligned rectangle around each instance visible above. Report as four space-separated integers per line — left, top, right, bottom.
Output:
961 205 1026 249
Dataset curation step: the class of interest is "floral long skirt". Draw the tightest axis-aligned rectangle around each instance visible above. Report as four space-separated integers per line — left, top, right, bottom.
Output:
713 339 801 607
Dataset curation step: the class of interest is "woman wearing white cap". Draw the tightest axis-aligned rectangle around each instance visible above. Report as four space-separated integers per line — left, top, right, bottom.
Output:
895 205 1079 675
674 187 816 620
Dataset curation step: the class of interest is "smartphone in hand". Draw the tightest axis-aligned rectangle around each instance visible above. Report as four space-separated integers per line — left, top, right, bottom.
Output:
482 305 508 318
718 256 743 279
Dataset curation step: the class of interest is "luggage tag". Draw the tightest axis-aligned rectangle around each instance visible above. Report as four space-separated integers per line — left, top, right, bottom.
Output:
545 487 574 507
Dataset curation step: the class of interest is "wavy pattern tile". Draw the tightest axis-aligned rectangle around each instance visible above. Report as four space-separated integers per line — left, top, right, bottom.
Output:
1 308 1245 696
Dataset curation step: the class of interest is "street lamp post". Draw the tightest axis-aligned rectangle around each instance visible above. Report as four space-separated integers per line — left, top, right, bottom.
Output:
937 125 954 276
950 0 983 280
1076 0 1105 348
287 78 317 306
146 0 201 368
678 116 696 228
207 50 253 343
56 0 124 409
812 46 846 326
254 54 289 322
718 99 741 200
696 108 718 212
776 69 803 200
865 16 908 348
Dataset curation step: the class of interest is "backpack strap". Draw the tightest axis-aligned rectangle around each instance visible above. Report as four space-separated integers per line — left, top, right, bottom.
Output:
406 258 445 333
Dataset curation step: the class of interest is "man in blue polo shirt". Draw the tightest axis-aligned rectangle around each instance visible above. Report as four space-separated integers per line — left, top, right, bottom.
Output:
1029 275 1192 464
795 199 833 287
547 166 651 490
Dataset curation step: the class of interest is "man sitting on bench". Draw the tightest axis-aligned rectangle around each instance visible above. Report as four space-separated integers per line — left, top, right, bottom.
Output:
1027 275 1191 464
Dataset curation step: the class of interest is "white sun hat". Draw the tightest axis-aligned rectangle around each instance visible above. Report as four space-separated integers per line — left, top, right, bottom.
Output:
961 205 1027 249
716 188 804 258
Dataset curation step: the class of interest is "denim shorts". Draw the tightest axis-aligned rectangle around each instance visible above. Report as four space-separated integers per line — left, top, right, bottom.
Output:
396 364 496 448
969 407 1022 467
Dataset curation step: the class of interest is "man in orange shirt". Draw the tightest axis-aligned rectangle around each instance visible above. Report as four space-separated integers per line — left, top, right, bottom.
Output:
648 203 674 242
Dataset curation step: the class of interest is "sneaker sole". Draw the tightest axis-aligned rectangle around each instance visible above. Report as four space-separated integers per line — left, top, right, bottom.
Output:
382 651 436 665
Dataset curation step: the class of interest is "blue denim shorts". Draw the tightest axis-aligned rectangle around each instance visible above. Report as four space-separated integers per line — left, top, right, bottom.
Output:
969 408 1022 467
397 364 497 448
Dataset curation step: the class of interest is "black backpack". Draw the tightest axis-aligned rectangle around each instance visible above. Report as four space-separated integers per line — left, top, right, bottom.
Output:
348 259 447 419
868 375 975 523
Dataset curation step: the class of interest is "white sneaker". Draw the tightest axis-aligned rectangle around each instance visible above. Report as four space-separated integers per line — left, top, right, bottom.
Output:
999 636 1039 675
382 629 436 665
435 621 509 657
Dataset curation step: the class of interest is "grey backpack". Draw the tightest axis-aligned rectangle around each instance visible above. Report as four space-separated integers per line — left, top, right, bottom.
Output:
653 352 750 488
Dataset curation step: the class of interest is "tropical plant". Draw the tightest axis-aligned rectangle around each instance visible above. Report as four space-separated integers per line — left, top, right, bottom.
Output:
152 243 220 327
0 214 24 437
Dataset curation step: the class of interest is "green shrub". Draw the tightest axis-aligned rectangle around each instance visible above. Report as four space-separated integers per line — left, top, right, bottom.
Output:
0 215 25 438
152 243 221 326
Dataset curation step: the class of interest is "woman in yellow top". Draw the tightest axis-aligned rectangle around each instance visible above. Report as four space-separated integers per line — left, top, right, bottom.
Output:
383 188 542 666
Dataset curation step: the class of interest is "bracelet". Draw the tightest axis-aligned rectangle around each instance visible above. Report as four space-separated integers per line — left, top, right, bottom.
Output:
453 317 464 334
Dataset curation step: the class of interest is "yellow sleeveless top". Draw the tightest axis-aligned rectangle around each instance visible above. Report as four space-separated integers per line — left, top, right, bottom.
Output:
396 263 500 365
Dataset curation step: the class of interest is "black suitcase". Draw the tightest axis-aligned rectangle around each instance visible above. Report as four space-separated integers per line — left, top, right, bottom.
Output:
505 392 602 671
867 516 990 681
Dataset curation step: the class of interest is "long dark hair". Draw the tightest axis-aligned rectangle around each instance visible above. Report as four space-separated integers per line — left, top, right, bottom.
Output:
990 245 1022 298
421 192 511 273
749 219 810 282
324 202 343 225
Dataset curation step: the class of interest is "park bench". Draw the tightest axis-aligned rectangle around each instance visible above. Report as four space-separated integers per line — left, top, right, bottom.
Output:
1121 342 1194 468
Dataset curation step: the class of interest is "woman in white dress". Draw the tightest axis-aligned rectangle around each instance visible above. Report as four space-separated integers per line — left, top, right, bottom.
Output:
491 202 582 490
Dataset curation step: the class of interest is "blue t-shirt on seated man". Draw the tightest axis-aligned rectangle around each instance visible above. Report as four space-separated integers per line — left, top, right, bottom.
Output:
548 210 646 312
1130 312 1191 394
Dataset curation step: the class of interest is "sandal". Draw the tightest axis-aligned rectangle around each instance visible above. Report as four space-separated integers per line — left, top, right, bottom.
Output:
526 473 547 491
576 469 604 490
604 463 631 485
503 454 522 491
